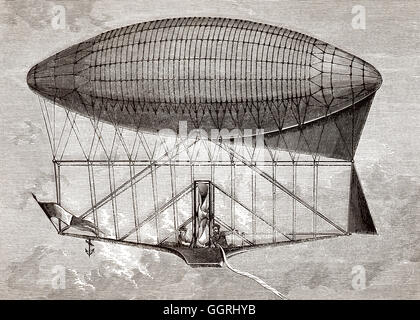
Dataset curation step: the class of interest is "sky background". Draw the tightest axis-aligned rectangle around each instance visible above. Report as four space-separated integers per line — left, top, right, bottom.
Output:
0 0 419 299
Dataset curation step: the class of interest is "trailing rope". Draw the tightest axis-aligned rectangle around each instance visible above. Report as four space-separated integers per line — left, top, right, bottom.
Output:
218 245 288 300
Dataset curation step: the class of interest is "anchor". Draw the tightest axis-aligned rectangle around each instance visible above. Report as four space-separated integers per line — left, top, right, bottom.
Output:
85 239 95 257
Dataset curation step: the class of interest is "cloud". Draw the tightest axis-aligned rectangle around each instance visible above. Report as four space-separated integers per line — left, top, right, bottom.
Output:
17 172 56 210
4 242 282 299
14 164 71 211
10 120 43 146
2 0 53 29
4 244 181 299
2 0 110 32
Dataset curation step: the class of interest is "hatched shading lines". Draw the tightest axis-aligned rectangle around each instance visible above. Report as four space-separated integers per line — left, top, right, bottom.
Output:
89 21 313 104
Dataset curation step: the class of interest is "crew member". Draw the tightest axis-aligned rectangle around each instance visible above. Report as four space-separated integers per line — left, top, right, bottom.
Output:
211 224 235 248
177 226 190 246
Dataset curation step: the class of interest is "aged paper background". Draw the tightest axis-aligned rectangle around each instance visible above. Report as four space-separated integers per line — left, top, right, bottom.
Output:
0 0 419 299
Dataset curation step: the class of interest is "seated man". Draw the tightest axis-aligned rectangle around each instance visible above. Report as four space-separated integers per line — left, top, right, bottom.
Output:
177 226 190 247
211 224 235 248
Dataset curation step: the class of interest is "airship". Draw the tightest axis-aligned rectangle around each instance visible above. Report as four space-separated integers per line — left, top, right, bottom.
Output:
27 17 382 160
28 17 381 269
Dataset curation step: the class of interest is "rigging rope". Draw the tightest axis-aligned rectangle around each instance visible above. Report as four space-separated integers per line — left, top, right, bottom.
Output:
218 245 288 300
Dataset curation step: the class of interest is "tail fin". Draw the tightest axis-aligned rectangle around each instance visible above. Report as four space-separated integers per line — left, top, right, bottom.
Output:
348 164 377 234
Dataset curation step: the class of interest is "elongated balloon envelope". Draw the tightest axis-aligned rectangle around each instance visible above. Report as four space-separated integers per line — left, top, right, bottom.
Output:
27 17 382 160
